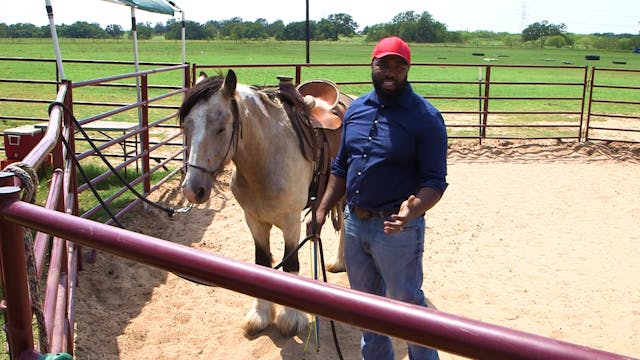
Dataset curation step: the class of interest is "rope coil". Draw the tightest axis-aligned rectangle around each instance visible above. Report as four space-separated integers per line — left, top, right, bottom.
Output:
2 161 49 353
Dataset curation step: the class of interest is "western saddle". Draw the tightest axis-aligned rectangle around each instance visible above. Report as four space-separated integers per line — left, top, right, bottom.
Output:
277 76 352 226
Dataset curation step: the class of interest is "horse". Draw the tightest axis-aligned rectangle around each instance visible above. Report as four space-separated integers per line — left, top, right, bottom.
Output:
179 69 350 336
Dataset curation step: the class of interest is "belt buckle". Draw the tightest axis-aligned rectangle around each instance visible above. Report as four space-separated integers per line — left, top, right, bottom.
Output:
354 207 371 219
353 207 390 220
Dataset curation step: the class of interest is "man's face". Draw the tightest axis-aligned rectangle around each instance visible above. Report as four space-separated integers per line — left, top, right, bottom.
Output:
371 55 409 99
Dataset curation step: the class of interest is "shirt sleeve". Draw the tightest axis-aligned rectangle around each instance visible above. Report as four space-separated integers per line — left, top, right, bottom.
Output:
417 106 449 194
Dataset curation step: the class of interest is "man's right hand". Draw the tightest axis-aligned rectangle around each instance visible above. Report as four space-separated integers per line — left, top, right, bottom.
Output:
306 210 326 242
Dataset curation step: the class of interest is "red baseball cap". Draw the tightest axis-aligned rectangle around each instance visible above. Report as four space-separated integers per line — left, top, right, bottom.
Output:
371 36 411 65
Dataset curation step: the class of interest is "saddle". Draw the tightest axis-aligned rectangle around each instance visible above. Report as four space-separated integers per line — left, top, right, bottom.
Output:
277 76 352 227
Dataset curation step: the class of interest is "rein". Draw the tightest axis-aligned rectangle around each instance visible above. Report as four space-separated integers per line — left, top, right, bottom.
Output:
186 97 242 176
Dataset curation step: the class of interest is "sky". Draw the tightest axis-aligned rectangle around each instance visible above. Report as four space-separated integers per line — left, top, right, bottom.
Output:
1 0 639 35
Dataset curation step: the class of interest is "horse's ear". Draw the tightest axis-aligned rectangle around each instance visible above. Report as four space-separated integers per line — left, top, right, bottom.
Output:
196 71 207 84
222 69 237 98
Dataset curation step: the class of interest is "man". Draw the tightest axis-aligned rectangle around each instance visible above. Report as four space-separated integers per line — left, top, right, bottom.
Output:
308 36 448 359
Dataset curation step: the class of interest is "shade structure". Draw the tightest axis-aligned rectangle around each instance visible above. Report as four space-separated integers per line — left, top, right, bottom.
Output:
44 0 184 177
101 0 174 15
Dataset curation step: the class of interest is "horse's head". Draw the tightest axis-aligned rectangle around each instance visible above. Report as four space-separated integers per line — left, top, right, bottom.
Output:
179 69 240 204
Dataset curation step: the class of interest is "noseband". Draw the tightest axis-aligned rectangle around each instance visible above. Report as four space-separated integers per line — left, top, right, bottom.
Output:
186 98 242 176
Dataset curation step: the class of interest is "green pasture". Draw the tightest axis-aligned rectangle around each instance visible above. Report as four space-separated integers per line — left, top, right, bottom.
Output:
2 37 639 68
2 37 639 88
1 37 639 140
1 37 640 145
1 37 639 156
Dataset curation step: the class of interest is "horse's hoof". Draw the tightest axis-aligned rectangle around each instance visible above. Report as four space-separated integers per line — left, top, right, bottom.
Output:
276 307 308 337
326 262 346 273
242 300 275 336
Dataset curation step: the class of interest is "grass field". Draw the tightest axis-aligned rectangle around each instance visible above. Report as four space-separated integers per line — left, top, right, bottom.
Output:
2 37 639 135
2 37 639 67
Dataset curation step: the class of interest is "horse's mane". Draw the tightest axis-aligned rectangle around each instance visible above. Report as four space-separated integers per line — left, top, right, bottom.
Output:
178 75 224 123
251 85 285 109
179 76 289 124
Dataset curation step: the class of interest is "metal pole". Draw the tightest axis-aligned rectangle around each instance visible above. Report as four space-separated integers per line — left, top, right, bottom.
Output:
305 0 310 63
44 0 66 80
478 67 482 140
0 173 35 359
166 1 185 65
130 6 144 156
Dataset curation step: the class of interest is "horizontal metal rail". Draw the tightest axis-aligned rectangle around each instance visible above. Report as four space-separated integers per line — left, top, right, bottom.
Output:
0 199 634 360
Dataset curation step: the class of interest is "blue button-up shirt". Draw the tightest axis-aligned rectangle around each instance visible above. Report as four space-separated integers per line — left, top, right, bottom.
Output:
331 83 448 211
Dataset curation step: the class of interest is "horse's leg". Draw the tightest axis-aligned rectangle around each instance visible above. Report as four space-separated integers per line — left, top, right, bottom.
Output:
326 204 346 273
275 219 309 337
242 214 276 336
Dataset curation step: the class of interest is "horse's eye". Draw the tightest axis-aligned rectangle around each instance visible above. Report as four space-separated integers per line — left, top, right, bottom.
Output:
216 128 225 135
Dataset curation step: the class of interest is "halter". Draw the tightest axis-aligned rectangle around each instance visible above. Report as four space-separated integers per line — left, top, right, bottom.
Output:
186 97 242 176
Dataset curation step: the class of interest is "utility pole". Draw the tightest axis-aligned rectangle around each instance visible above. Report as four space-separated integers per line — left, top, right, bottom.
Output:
306 0 310 63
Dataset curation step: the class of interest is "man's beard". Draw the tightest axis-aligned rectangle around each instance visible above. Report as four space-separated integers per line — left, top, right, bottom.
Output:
372 73 408 100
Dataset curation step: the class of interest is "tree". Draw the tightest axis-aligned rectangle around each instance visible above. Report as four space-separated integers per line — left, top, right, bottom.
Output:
283 21 315 41
7 23 43 38
267 20 285 40
105 24 124 39
363 24 392 42
242 20 268 40
60 21 107 38
0 23 8 38
327 13 358 37
392 11 420 24
166 20 211 40
316 19 338 40
416 11 448 42
153 21 170 35
203 20 222 39
522 21 567 48
129 22 153 40
219 17 243 38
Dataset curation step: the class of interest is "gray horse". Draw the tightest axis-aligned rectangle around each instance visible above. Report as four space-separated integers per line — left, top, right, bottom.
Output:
179 70 346 336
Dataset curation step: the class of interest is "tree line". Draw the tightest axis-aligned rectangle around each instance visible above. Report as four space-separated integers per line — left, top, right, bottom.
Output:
0 11 452 43
1 10 639 50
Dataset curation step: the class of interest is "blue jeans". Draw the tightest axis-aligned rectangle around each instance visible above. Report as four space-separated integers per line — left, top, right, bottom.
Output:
344 207 439 360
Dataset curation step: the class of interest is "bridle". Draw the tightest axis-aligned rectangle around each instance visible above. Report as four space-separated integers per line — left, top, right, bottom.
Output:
186 97 242 176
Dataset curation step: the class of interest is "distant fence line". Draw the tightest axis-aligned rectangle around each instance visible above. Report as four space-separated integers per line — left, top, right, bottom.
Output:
1 57 639 148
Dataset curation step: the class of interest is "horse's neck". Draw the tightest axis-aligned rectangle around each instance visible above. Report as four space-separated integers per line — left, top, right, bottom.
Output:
232 87 299 173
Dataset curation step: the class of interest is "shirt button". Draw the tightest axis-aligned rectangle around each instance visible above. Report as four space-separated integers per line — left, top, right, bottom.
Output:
368 136 372 140
357 171 362 176
356 190 360 194
363 154 367 158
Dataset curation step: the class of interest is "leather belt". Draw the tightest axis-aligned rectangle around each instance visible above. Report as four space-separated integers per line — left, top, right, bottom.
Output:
352 207 398 220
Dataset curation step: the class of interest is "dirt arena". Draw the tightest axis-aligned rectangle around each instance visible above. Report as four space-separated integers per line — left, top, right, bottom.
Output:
73 139 640 359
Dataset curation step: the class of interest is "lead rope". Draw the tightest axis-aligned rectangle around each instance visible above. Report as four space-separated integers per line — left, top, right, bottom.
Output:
2 162 49 353
273 197 344 360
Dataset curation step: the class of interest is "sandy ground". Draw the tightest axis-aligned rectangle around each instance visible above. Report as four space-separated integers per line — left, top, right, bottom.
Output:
73 139 640 359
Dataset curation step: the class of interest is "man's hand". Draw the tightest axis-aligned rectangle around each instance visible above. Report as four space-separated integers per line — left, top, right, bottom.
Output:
306 210 326 242
383 195 416 234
